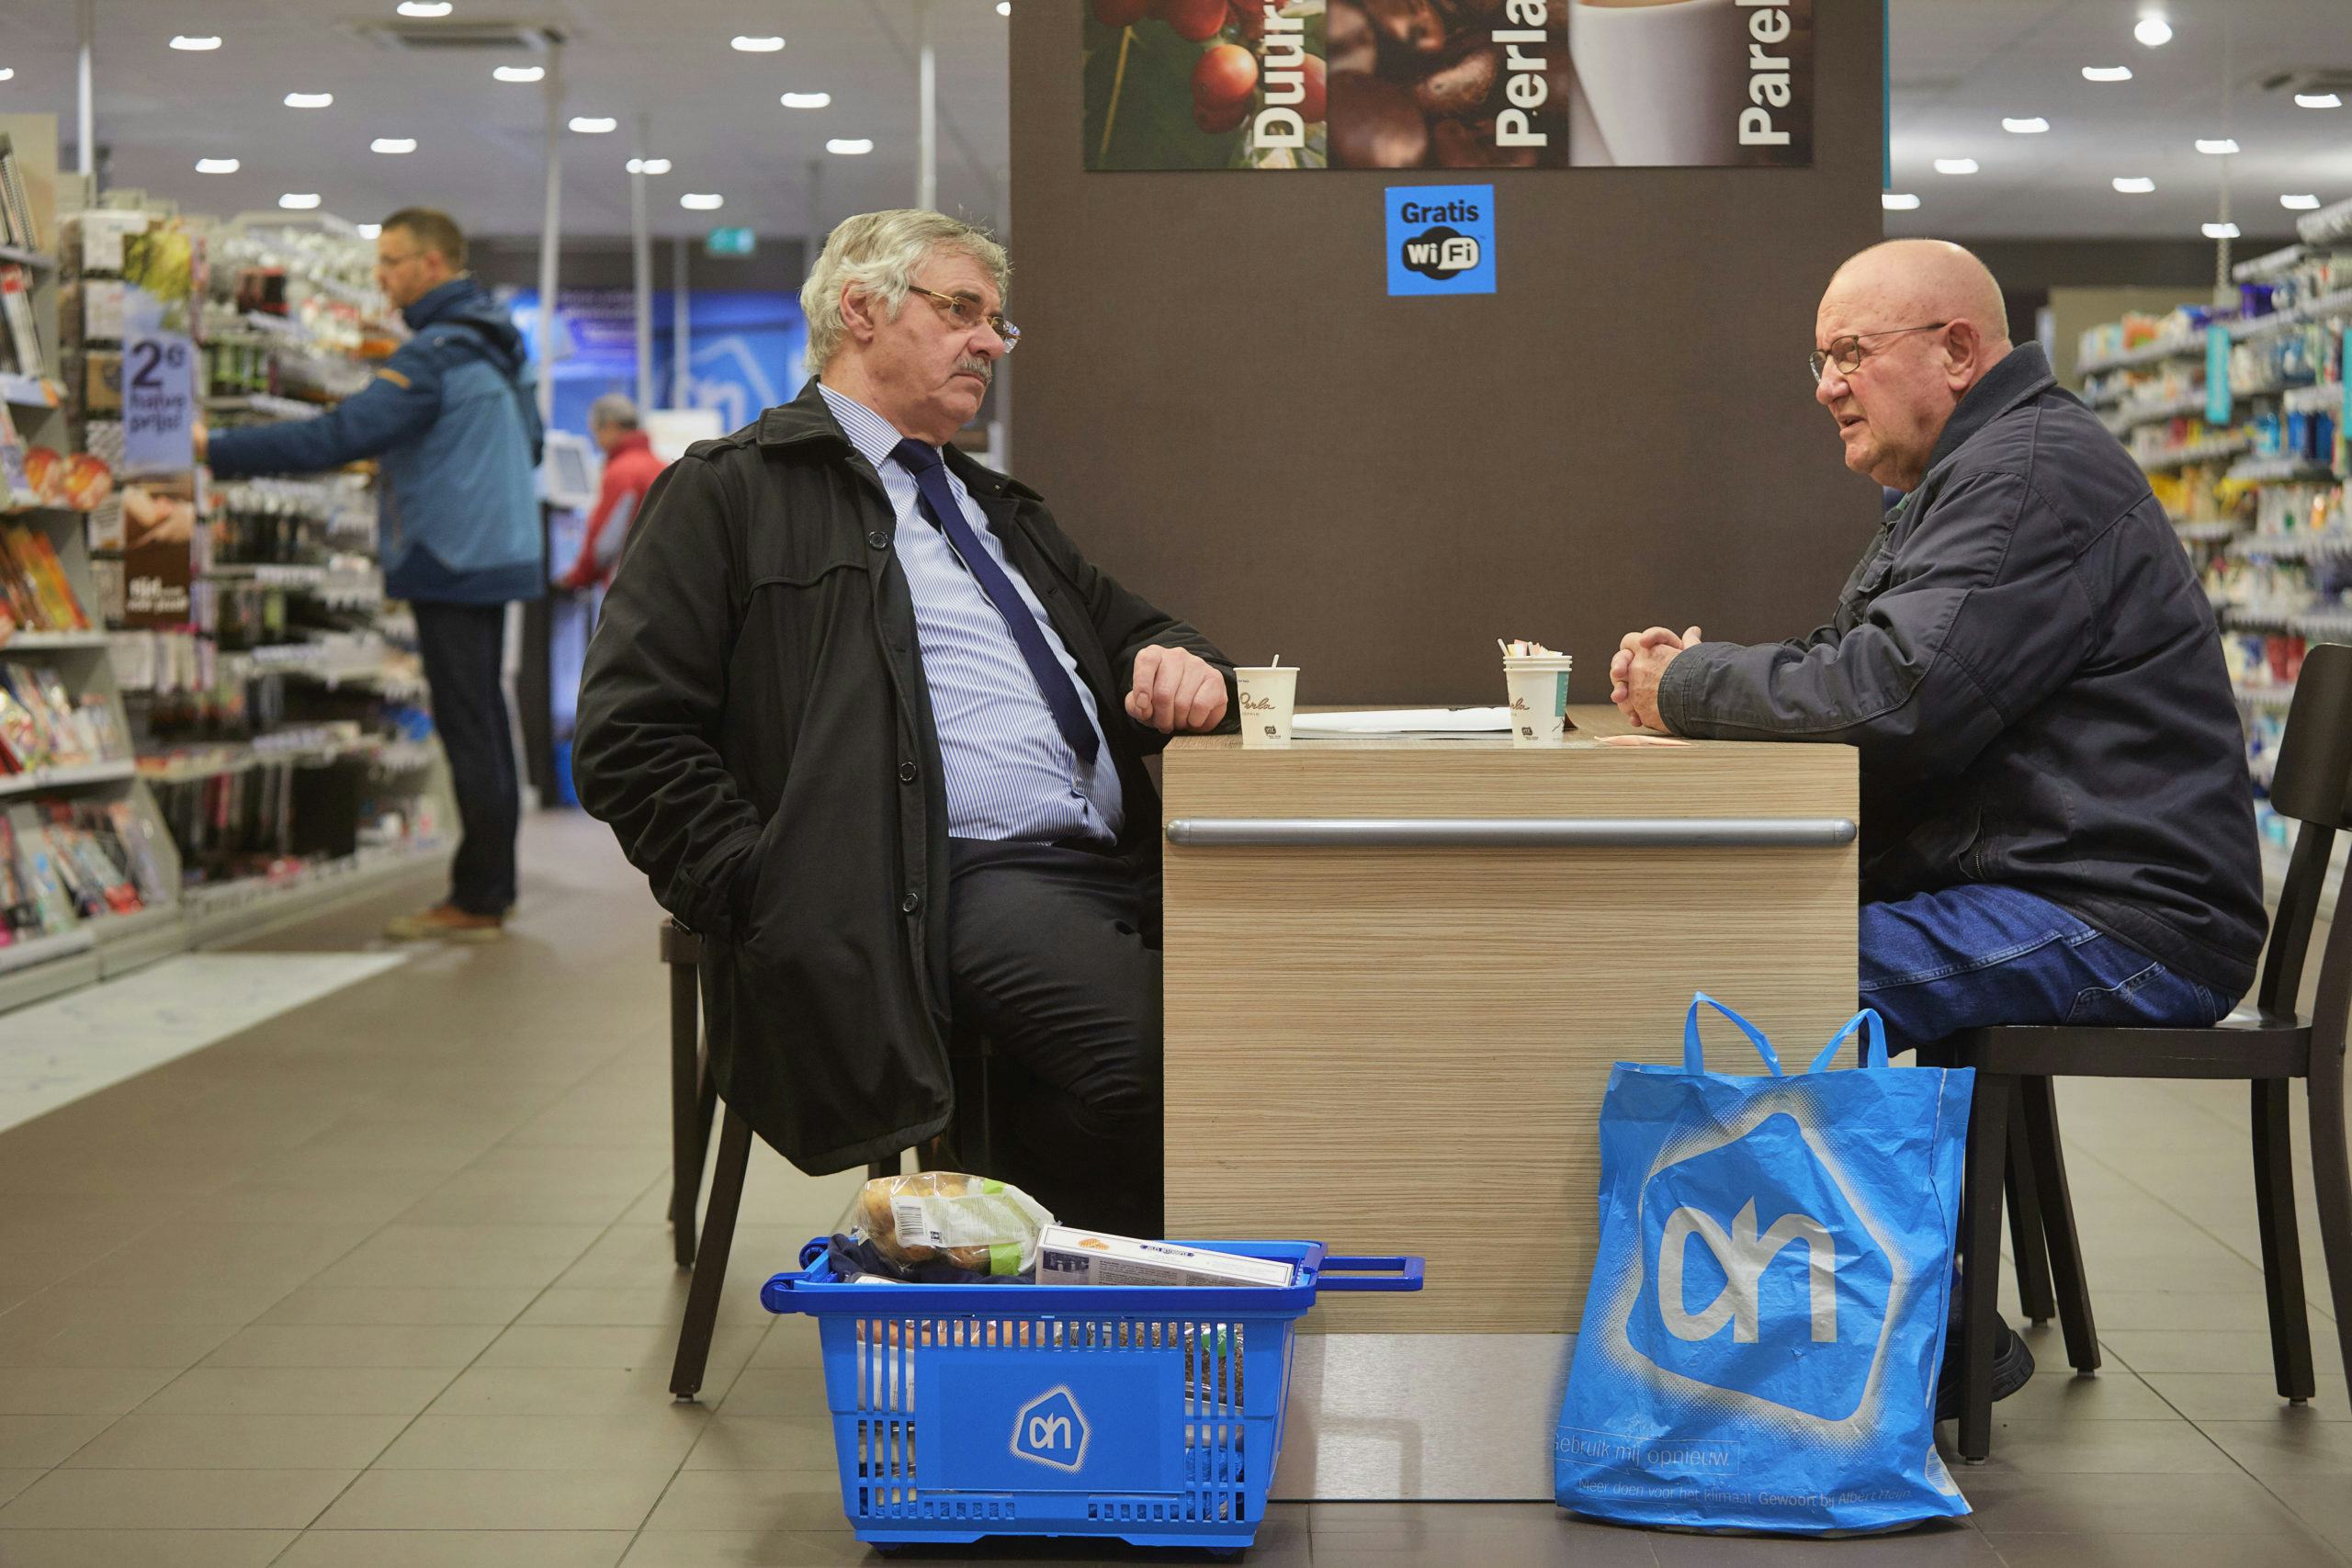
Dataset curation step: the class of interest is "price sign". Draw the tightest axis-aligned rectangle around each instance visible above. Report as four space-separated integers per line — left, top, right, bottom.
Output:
122 288 197 474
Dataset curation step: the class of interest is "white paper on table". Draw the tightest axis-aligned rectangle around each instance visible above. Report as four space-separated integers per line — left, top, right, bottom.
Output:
1289 706 1510 738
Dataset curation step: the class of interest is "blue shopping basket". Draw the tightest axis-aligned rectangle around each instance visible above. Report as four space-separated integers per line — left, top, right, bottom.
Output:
763 1237 1424 1551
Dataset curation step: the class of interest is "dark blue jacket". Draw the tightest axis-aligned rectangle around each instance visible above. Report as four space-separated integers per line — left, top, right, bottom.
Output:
1659 344 2266 997
209 278 545 604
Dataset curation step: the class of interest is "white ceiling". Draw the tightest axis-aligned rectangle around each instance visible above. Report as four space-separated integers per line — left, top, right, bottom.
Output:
0 0 1012 242
0 1 2345 245
1887 0 2352 243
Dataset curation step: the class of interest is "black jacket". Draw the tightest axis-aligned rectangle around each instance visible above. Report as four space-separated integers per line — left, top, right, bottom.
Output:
1658 344 2266 998
572 381 1235 1172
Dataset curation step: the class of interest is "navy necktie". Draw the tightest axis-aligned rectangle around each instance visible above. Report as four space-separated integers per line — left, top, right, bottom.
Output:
890 438 1100 767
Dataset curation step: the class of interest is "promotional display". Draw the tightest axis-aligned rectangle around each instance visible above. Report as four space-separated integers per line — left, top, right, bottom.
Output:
1555 997 1972 1534
1085 0 1811 171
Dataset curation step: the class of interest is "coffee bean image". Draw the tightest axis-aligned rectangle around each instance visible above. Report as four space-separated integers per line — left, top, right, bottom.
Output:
1363 0 1447 60
1328 0 1378 74
1329 71 1431 167
1328 0 1568 169
1411 37 1501 116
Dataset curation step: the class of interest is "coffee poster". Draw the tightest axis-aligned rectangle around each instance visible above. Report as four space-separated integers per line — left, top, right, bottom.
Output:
1082 0 1811 171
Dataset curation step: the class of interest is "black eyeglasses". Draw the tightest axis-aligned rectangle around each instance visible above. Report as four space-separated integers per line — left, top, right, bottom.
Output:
1809 321 1950 383
910 285 1020 351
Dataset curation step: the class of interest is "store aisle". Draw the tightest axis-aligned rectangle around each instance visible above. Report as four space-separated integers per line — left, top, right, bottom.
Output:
0 811 2344 1566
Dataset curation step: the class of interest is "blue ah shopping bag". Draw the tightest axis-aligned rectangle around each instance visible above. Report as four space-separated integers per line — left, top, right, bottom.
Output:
1554 994 1974 1534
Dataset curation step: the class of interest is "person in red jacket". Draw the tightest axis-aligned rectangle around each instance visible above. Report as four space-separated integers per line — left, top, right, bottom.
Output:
557 393 668 592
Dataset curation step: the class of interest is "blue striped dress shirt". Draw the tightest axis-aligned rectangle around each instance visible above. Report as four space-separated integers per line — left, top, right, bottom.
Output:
818 383 1124 844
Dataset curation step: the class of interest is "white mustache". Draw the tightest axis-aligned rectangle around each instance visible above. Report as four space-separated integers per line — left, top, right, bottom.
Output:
955 357 993 384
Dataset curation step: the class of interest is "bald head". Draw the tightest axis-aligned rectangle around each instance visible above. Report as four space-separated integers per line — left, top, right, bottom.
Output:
1813 240 2016 491
1826 240 2010 354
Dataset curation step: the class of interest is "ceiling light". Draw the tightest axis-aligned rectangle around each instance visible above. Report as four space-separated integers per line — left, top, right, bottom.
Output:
371 137 416 154
2203 221 2240 239
627 156 672 175
492 64 543 83
2113 176 2155 193
2196 138 2240 154
397 1 454 14
730 35 785 51
278 192 321 209
680 192 724 210
284 91 333 107
170 35 222 51
997 2 1011 13
2082 65 2132 83
2133 16 2172 47
781 92 831 108
2296 92 2343 109
827 138 874 155
2282 193 2322 211
569 116 617 133
2002 117 2049 134
195 157 239 174
1934 158 1979 175
1881 193 1921 211
0 69 17 82
356 223 381 238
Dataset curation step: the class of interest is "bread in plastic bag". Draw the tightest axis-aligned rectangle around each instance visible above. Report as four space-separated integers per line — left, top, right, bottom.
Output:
841 1171 1055 1279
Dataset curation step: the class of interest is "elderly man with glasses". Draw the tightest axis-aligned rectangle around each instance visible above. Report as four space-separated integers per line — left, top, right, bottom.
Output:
574 210 1235 1242
1608 236 2266 1416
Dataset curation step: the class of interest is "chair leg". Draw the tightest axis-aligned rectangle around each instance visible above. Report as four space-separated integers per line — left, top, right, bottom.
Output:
2303 1043 2352 1404
2006 1097 2056 1325
1957 1070 2012 1463
2017 1076 2100 1375
672 1106 751 1403
2252 1079 2318 1402
667 955 704 1269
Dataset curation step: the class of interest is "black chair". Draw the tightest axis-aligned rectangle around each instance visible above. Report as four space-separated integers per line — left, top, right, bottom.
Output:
1926 640 2352 1462
660 919 1001 1401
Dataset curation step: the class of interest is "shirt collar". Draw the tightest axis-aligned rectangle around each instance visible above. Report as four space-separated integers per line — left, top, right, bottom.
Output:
815 382 913 471
1924 342 2056 472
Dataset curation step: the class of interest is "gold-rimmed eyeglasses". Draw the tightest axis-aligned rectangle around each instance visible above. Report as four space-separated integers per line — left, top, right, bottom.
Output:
1809 321 1949 383
910 285 1019 351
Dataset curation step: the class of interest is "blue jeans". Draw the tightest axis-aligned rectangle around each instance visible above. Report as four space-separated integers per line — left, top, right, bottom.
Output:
1860 885 2233 1055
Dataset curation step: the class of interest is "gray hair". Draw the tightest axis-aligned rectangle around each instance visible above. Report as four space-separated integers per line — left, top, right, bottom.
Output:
588 392 639 430
800 209 1010 375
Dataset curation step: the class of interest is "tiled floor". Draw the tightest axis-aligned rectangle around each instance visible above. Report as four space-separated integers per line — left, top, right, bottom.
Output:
0 811 2345 1566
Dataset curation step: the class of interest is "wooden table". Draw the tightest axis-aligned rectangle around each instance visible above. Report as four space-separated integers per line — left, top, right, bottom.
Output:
1159 705 1860 1497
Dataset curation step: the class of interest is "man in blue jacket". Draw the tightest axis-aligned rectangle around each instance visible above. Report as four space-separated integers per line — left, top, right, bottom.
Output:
200 208 543 942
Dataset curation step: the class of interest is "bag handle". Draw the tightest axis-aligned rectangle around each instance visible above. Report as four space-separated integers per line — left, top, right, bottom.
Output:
1684 992 1782 1076
1316 1255 1426 1293
1811 1008 1890 1074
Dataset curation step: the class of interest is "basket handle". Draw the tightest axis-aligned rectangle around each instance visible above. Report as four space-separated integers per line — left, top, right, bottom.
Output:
1317 1255 1425 1292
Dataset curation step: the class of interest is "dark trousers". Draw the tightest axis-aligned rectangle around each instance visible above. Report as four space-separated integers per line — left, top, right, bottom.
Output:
945 838 1163 1240
413 599 519 917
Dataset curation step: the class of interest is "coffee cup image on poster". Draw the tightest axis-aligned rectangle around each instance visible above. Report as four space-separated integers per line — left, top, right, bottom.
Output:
1083 0 1809 171
1083 1 1330 171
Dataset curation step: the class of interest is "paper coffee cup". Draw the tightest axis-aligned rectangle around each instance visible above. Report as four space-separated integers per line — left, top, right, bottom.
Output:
1236 666 1298 749
1503 656 1574 748
1570 0 1750 167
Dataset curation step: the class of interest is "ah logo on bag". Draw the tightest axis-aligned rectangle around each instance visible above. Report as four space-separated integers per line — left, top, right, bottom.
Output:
1626 1111 1896 1423
1010 1386 1091 1473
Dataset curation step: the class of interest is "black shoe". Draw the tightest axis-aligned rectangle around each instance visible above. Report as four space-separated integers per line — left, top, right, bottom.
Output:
1935 1306 2036 1422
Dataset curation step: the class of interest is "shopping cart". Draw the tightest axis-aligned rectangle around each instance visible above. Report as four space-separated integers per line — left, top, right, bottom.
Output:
762 1237 1424 1551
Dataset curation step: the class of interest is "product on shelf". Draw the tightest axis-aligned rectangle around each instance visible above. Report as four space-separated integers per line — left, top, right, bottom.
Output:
0 521 90 631
0 263 46 378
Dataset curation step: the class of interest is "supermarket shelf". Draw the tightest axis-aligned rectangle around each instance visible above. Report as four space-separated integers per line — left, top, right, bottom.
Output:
2079 339 2205 377
2233 376 2317 401
204 562 331 587
140 735 438 784
181 840 444 952
2234 244 2307 285
2232 288 2352 342
0 244 55 272
2227 529 2352 560
2174 519 2239 544
2138 434 2253 473
0 372 64 408
3 629 108 650
2292 609 2352 641
2103 391 2208 434
2235 681 2298 714
88 902 187 980
204 392 325 423
0 926 100 1013
0 759 137 799
2225 456 2341 485
2283 382 2345 414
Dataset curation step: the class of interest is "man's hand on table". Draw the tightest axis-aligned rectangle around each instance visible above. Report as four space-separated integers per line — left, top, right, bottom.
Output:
1610 625 1700 732
1125 645 1229 735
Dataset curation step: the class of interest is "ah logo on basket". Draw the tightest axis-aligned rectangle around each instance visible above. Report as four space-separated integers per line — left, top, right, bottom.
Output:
1625 1111 1896 1423
1011 1385 1091 1473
